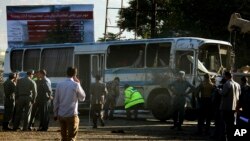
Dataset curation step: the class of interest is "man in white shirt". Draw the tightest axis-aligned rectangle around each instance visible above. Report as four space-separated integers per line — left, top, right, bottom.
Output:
53 67 86 141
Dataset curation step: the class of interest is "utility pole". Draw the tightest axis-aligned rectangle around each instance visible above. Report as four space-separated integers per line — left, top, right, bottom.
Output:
104 0 124 41
151 0 156 38
135 0 138 39
104 0 109 41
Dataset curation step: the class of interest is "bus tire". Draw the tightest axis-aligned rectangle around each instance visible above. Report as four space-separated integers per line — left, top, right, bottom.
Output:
151 94 171 121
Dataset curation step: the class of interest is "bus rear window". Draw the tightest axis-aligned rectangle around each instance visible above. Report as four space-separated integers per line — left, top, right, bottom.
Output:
24 49 40 71
11 50 23 72
41 48 73 77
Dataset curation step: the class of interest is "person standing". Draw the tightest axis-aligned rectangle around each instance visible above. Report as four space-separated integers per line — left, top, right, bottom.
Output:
168 71 195 131
104 77 120 120
237 76 250 119
210 78 226 140
28 71 41 130
36 69 52 131
2 72 17 130
196 73 215 135
236 76 250 136
13 70 37 131
53 67 85 141
219 71 241 141
124 84 145 120
90 75 106 128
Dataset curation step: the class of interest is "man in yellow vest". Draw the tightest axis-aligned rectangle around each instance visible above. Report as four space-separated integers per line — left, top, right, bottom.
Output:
124 84 145 119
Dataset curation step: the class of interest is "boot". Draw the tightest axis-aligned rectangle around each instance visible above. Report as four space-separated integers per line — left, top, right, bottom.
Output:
109 110 114 120
2 122 12 131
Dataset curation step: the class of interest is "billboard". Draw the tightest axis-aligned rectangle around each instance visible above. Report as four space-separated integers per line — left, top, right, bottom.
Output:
7 4 94 48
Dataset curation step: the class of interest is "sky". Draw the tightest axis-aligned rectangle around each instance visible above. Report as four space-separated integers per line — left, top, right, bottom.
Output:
0 0 133 52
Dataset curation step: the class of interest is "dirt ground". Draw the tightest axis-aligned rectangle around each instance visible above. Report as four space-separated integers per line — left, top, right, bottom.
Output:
0 114 212 141
0 82 211 141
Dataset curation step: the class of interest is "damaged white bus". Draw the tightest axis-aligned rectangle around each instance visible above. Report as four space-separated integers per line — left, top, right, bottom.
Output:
3 37 233 120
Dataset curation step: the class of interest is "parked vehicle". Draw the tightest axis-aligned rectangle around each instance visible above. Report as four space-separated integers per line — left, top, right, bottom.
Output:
3 37 233 120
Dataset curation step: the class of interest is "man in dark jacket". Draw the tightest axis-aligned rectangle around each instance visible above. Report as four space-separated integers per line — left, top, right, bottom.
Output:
36 69 52 131
2 72 17 130
90 75 106 128
169 71 195 131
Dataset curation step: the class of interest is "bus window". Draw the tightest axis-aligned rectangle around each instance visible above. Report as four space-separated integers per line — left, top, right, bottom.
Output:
11 50 23 72
23 49 40 71
107 44 145 68
146 42 171 68
198 45 230 72
175 51 194 74
41 47 73 77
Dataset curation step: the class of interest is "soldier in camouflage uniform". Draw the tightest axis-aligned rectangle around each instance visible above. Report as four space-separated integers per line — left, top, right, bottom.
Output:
90 75 106 128
104 77 120 120
2 72 17 130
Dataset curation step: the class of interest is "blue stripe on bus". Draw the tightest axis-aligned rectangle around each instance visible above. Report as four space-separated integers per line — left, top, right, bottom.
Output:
3 72 27 78
119 81 155 86
50 81 154 90
105 68 169 74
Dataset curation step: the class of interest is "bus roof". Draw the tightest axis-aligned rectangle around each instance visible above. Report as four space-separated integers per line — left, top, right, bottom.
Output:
6 37 232 52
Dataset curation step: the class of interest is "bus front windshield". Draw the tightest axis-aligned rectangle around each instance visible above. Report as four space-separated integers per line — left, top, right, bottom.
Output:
198 44 230 74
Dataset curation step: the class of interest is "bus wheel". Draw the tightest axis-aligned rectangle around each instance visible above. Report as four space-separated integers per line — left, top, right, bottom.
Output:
151 94 171 121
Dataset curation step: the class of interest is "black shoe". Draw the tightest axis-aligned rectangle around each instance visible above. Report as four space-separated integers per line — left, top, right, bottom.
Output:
12 127 21 131
177 127 183 131
109 117 114 120
100 122 105 127
195 131 202 135
22 129 30 131
37 128 47 131
93 125 97 129
2 127 13 131
111 130 125 133
170 126 176 130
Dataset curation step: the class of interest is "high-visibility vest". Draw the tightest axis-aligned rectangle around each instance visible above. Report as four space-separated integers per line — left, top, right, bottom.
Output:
124 86 145 109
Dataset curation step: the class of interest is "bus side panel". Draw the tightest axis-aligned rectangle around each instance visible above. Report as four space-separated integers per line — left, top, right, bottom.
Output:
105 68 145 107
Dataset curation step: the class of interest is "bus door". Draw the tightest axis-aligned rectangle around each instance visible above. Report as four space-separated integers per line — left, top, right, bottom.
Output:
75 54 91 103
91 54 105 82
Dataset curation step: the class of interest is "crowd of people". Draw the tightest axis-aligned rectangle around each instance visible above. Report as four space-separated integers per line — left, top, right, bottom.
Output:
194 71 250 141
1 67 145 140
167 70 250 141
2 67 250 141
2 69 52 131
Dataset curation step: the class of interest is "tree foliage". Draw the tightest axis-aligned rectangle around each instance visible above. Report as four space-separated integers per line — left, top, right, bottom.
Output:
98 32 121 41
118 0 245 40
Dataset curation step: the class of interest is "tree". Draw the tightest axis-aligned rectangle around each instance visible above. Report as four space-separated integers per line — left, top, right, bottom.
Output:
118 0 170 38
117 0 243 40
98 32 123 41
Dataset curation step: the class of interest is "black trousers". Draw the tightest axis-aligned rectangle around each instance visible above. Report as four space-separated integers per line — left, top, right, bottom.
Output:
220 110 235 141
91 104 104 126
126 103 144 119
